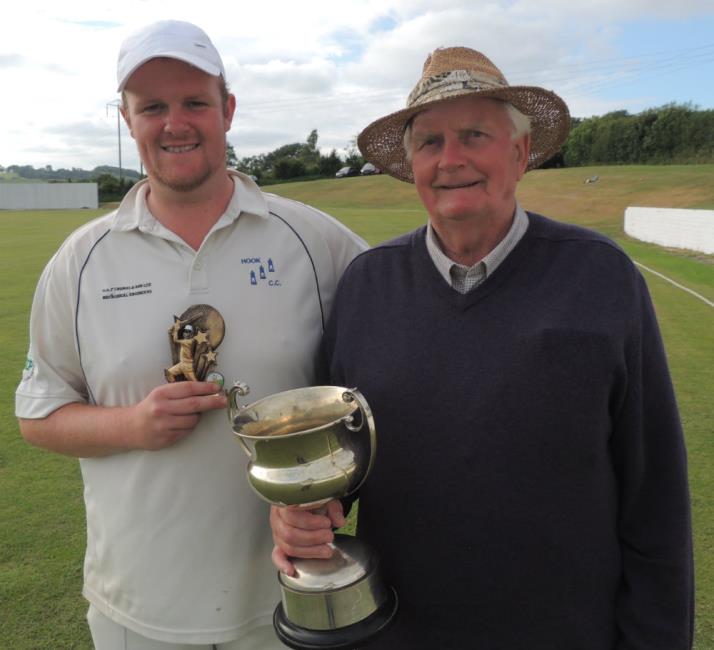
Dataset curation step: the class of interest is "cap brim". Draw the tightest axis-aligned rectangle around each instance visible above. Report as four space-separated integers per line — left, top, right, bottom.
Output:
117 53 223 92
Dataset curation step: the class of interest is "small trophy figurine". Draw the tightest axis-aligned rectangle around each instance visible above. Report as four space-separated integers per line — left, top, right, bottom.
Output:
165 304 225 385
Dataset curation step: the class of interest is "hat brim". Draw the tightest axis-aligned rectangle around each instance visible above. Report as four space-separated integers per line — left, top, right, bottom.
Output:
357 86 570 183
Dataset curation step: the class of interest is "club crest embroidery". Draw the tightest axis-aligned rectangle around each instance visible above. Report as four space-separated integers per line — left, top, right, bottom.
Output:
241 256 281 287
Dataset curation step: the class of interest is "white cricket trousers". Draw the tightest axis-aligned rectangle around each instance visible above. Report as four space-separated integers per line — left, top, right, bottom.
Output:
88 605 285 650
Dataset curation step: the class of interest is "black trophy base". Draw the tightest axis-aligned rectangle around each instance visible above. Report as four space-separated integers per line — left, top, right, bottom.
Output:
273 587 398 650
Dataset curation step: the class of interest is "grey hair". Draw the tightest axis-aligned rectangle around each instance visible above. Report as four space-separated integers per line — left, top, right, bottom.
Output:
402 100 531 161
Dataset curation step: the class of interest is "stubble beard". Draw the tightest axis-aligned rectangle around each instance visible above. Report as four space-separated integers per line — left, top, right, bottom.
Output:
142 139 227 193
149 159 216 193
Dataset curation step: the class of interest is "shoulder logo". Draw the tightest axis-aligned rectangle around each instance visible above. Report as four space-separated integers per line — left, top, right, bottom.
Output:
22 355 35 380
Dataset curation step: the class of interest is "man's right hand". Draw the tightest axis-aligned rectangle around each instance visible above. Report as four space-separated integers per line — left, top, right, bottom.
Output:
128 380 227 450
19 380 227 457
270 500 346 576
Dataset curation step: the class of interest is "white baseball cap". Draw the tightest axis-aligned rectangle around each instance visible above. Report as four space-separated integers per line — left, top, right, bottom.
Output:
117 20 225 92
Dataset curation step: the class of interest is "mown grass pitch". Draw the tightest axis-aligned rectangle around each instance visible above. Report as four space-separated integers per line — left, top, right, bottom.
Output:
1 166 713 648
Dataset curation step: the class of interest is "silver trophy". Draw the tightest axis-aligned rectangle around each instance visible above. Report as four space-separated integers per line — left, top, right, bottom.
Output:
228 383 397 649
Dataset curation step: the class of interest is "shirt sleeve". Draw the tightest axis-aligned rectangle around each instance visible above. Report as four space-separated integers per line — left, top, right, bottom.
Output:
15 247 89 419
612 270 694 649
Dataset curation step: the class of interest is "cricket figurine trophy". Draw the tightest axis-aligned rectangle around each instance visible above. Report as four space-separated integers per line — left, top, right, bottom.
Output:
165 304 225 386
228 383 397 649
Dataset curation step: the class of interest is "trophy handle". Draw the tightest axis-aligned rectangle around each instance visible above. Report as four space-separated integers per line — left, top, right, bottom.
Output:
341 388 376 491
228 381 252 457
228 381 251 417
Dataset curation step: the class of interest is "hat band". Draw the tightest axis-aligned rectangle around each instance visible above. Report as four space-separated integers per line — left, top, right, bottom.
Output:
407 69 508 108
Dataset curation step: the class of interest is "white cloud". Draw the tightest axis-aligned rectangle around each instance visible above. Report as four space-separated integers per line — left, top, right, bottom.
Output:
1 0 713 170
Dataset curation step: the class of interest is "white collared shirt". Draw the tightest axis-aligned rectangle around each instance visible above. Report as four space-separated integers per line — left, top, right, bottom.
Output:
16 170 367 643
425 203 529 293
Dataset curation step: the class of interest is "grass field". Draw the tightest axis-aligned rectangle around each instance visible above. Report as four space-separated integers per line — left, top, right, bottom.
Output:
1 165 713 648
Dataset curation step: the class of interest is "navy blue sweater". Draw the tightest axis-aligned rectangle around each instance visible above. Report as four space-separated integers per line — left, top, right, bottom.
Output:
324 213 693 650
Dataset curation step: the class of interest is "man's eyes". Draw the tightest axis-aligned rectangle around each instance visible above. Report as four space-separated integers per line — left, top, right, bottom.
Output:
138 100 208 114
415 130 486 150
416 136 439 149
464 130 486 141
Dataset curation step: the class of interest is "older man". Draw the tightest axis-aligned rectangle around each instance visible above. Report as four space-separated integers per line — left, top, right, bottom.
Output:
16 20 366 650
270 48 693 649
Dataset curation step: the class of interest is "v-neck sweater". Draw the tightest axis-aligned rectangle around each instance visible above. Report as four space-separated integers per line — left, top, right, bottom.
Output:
324 212 693 650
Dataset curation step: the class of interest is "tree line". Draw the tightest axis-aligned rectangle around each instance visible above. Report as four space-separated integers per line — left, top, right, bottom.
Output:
3 104 712 201
227 129 364 183
0 165 140 202
560 103 714 167
1 164 142 183
238 104 714 176
1 130 363 199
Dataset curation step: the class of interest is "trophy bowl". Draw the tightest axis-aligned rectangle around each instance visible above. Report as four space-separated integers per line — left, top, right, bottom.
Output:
230 385 375 507
228 384 397 649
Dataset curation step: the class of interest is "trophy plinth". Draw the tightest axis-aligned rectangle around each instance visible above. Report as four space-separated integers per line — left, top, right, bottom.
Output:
275 535 398 649
228 384 397 649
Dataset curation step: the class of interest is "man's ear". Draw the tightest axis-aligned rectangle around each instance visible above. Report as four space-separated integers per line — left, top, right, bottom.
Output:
515 133 531 179
224 94 237 133
119 105 134 139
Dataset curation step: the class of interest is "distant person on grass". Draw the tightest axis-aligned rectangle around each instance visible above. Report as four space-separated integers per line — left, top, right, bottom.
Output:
15 19 365 650
270 47 694 649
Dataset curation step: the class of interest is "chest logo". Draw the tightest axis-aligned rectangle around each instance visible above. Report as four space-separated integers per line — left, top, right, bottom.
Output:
243 257 281 287
101 281 153 300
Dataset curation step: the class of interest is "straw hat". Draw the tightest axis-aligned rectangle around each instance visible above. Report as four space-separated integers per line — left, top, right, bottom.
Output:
357 47 570 183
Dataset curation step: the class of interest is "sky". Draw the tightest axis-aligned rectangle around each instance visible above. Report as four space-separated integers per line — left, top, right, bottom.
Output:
2 0 714 173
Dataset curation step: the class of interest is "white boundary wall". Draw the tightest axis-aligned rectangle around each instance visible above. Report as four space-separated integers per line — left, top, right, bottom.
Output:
624 207 714 255
0 183 98 210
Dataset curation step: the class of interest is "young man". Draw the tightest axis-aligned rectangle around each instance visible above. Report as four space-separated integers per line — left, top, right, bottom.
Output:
270 47 694 649
16 20 366 649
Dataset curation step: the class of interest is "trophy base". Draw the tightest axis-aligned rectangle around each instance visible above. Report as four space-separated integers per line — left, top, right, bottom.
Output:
273 586 398 650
